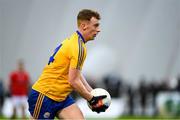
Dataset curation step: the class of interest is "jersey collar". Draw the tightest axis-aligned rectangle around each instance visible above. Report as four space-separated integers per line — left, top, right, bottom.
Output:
76 31 86 43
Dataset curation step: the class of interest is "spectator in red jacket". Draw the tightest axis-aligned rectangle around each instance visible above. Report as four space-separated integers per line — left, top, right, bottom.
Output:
9 60 30 119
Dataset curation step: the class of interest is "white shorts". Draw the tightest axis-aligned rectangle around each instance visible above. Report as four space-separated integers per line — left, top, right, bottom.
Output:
11 96 27 108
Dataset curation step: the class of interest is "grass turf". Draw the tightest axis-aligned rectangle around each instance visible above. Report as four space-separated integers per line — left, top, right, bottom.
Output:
0 115 180 120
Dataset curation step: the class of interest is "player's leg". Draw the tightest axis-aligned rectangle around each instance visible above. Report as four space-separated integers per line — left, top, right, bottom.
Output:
29 115 34 120
56 96 84 120
20 104 26 119
11 96 17 119
57 103 84 120
11 106 16 119
20 96 27 119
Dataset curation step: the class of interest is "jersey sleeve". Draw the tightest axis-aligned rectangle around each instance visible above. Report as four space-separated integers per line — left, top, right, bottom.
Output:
70 40 86 70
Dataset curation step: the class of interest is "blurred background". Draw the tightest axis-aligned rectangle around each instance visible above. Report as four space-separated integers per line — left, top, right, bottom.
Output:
0 0 180 119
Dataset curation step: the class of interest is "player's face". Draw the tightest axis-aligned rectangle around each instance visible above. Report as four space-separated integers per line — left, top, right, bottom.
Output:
85 17 100 41
18 61 24 71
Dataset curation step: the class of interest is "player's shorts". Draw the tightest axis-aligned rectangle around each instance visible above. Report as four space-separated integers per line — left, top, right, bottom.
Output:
27 89 75 119
12 95 27 108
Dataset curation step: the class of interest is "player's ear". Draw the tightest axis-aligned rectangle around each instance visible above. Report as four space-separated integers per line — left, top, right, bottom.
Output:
81 23 87 30
81 21 89 31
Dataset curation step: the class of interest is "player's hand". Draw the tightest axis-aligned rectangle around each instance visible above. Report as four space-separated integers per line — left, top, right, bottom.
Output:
88 95 107 113
92 104 109 113
88 95 107 106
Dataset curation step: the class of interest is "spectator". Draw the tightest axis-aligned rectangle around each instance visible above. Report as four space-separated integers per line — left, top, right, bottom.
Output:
103 74 121 98
0 78 5 116
9 60 30 119
149 81 159 116
176 75 180 92
139 78 147 115
127 85 135 115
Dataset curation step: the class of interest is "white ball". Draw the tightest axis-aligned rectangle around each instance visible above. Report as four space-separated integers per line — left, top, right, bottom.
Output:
87 88 111 111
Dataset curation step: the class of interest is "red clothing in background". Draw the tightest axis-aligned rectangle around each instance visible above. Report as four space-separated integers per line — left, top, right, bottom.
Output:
10 71 29 96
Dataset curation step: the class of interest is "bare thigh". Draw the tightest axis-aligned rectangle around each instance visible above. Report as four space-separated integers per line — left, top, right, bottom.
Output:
57 103 84 120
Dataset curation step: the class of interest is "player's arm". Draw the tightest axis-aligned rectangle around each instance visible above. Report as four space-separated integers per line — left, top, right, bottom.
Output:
68 69 107 113
68 40 106 113
68 68 93 101
80 73 93 92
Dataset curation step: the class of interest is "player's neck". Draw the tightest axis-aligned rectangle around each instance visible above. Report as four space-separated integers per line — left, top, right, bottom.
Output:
77 30 87 43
